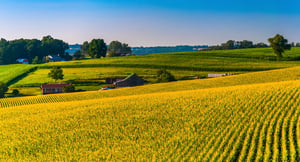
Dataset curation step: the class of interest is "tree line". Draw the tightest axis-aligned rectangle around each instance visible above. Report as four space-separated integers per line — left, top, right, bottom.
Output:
210 40 269 50
73 40 132 60
0 35 69 65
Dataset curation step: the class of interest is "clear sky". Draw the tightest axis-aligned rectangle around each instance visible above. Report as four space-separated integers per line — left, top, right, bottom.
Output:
0 0 299 46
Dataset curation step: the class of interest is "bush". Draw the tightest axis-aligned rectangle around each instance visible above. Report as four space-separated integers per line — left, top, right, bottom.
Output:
156 69 176 83
12 89 19 96
63 85 75 93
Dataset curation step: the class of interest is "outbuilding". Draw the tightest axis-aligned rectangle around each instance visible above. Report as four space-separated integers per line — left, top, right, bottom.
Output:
41 84 71 94
16 58 29 64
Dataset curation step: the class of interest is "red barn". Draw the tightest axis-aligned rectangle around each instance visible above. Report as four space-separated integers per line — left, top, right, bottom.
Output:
41 84 71 95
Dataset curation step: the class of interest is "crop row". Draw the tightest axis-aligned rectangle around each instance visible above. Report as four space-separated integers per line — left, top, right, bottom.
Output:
0 79 299 160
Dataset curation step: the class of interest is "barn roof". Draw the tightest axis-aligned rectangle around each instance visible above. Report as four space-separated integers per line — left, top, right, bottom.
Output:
41 84 71 89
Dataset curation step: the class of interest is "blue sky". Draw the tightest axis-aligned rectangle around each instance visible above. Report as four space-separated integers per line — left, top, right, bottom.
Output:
0 0 299 46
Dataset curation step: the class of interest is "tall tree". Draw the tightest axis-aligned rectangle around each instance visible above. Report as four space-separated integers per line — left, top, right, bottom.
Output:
88 39 107 58
108 41 132 56
48 67 64 83
80 41 89 56
42 35 69 58
108 41 123 55
221 40 235 49
268 34 291 61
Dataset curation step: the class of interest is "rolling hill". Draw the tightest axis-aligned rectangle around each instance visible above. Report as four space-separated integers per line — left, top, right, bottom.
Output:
0 48 300 160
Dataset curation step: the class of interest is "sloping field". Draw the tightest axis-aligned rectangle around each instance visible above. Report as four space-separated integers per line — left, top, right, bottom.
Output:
40 48 300 72
0 80 299 160
2 66 300 108
0 64 36 84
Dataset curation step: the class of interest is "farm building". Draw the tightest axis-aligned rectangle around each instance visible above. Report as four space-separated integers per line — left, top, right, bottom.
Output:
41 84 71 95
48 55 65 62
16 58 29 64
114 73 144 88
105 78 123 84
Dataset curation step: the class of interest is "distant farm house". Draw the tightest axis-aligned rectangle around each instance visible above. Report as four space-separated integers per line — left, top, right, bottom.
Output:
208 73 235 78
105 78 123 84
114 73 144 88
16 58 29 64
48 55 65 62
41 84 71 95
101 73 144 90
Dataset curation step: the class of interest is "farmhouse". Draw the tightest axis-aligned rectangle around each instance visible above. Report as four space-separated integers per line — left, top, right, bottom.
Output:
114 73 144 88
16 58 29 64
41 84 71 95
48 55 65 62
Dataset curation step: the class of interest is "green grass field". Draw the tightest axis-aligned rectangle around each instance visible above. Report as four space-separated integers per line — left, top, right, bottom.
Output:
40 47 300 71
0 64 36 84
6 47 300 96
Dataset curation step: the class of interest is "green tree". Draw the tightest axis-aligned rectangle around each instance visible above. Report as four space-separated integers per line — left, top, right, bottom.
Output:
108 41 122 55
73 50 83 60
32 56 39 64
88 39 107 58
0 82 8 98
156 69 176 83
268 34 291 61
221 40 235 49
12 89 19 96
107 41 132 56
80 41 89 56
42 35 69 58
48 67 64 83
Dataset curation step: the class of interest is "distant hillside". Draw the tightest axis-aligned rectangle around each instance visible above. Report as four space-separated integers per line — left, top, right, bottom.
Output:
132 45 209 55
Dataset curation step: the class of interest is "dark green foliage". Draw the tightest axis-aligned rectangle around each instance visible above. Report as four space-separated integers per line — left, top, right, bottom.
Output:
107 51 117 57
48 67 64 83
0 82 8 98
210 40 268 50
80 41 89 56
73 50 83 60
63 85 75 93
156 69 176 83
12 89 19 96
268 34 291 61
0 36 69 65
32 56 39 64
107 40 132 56
88 39 107 58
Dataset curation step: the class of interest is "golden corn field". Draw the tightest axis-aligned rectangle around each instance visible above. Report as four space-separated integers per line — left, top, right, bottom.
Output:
0 65 300 160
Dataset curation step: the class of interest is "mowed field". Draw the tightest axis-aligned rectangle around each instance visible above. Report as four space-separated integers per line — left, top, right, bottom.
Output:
0 65 300 160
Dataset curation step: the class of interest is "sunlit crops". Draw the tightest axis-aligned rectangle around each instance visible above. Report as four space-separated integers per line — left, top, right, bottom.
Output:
2 66 300 108
1 48 300 160
0 79 299 160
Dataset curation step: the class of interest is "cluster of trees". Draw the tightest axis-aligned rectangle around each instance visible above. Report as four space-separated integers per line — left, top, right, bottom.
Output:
0 36 69 65
73 40 132 60
210 40 269 50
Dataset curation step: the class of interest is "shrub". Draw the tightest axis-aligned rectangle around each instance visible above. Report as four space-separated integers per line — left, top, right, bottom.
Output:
156 69 176 83
12 89 19 96
63 85 75 93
